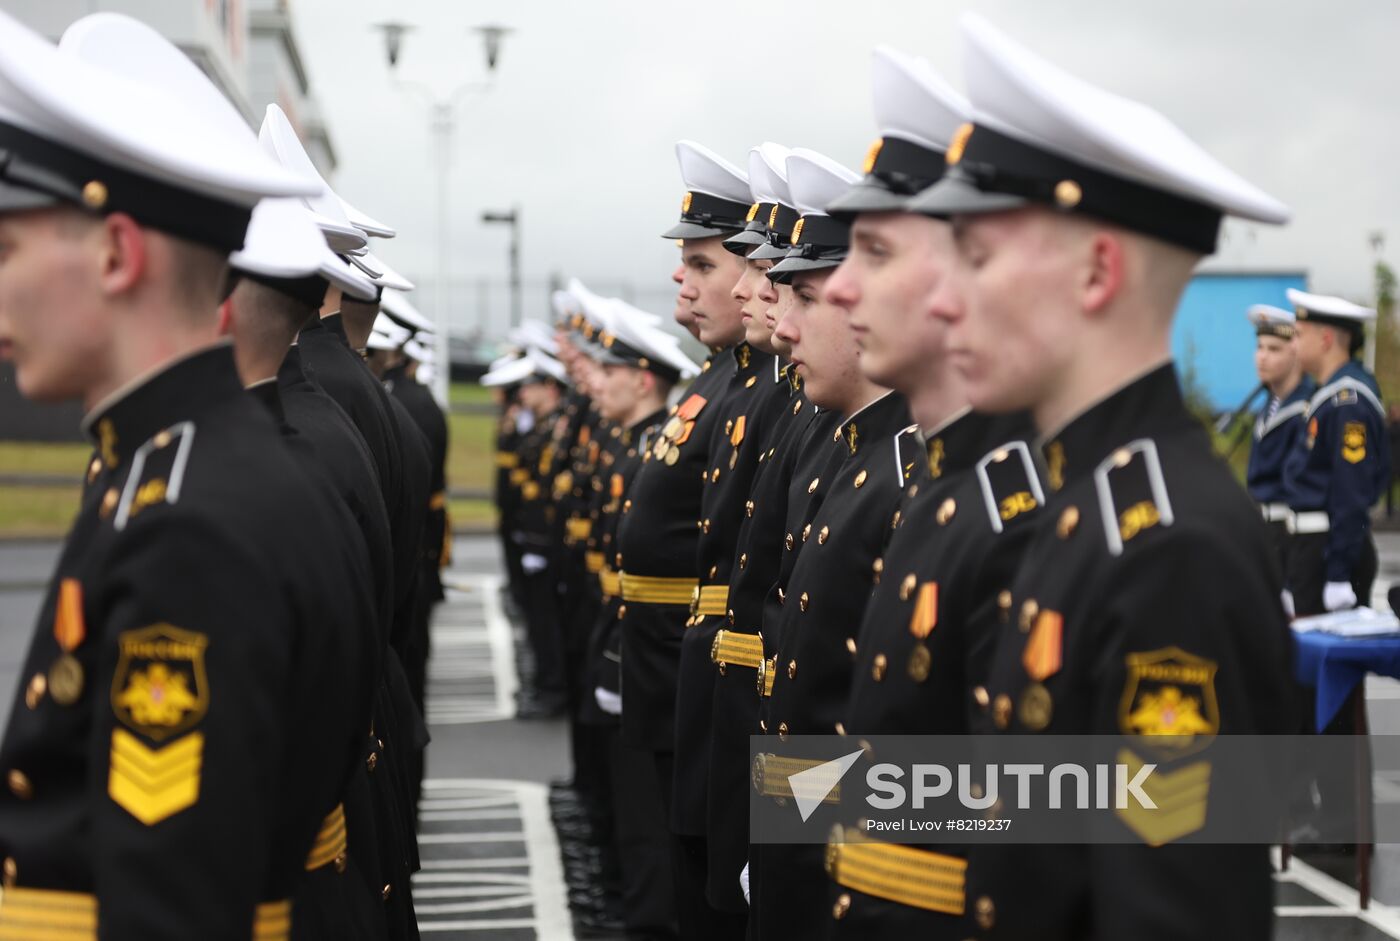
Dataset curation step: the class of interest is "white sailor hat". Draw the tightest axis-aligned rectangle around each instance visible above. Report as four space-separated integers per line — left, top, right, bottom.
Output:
1287 288 1376 329
481 353 531 388
0 11 316 252
770 150 863 284
230 198 378 304
661 140 751 240
1246 304 1296 339
827 45 971 220
725 142 797 256
346 251 415 293
591 299 700 381
907 14 1290 253
404 338 433 363
380 289 433 334
372 313 412 347
366 328 400 352
563 278 611 345
522 348 569 385
508 320 559 355
258 104 368 253
337 194 395 240
551 289 579 328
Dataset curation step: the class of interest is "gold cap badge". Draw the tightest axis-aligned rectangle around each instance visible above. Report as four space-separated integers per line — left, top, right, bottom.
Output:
946 123 974 165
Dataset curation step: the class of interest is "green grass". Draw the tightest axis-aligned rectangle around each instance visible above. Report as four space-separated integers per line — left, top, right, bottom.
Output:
0 485 80 537
449 383 494 408
0 441 90 476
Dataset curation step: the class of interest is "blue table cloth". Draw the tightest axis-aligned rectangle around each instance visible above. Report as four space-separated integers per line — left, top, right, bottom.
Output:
1293 631 1400 731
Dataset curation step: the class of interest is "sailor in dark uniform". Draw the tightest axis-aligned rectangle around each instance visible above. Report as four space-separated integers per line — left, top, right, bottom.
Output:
615 140 750 940
581 301 699 940
0 12 378 937
814 46 1041 939
1243 304 1313 585
905 15 1297 939
749 149 929 941
1283 288 1389 617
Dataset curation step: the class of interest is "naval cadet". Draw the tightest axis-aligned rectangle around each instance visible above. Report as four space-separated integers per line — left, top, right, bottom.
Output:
1244 304 1313 581
817 45 1041 938
1283 288 1389 616
750 148 927 941
0 11 378 937
906 14 1296 938
615 140 749 939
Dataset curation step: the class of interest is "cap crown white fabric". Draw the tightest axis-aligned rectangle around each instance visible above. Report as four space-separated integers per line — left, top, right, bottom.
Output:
871 45 970 151
959 13 1289 224
747 143 793 207
380 289 433 333
786 150 862 217
510 320 559 354
338 194 395 239
230 198 377 300
0 11 315 206
349 251 414 292
259 104 368 252
1287 288 1376 322
675 140 749 202
603 299 699 379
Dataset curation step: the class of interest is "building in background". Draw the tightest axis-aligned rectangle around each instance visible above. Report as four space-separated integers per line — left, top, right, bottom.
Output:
0 0 335 441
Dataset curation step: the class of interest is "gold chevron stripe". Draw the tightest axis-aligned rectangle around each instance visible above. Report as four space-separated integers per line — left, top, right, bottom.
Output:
304 804 348 871
108 729 202 825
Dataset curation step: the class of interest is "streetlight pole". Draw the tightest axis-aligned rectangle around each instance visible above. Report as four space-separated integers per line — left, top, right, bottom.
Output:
481 208 521 330
376 21 512 406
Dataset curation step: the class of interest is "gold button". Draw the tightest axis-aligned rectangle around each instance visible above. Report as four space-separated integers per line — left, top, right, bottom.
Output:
702 519 712 534
834 722 846 736
2 856 15 887
623 500 632 513
936 498 956 525
711 468 720 483
86 458 101 483
618 605 627 619
891 510 902 529
153 429 173 449
746 376 757 388
872 558 884 576
788 660 797 680
382 883 393 901
802 524 811 542
366 752 378 772
8 770 32 799
778 722 789 740
997 590 1013 622
975 896 996 930
739 553 748 570
993 695 1012 730
846 637 857 655
973 686 990 708
900 574 917 601
785 533 795 551
871 654 887 682
709 565 718 578
726 420 734 435
334 852 348 874
81 179 108 209
1019 599 1039 633
854 470 868 489
793 400 802 414
1057 506 1080 539
100 488 118 518
799 592 810 612
746 500 755 517
1054 179 1082 209
833 892 851 919
818 526 830 545
24 673 46 710
808 478 820 494
615 553 623 567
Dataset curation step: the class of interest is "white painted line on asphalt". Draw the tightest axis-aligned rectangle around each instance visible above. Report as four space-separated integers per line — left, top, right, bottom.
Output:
418 809 523 823
416 831 524 844
419 919 538 933
1273 847 1400 936
418 857 530 869
415 896 536 915
517 779 575 941
475 574 519 718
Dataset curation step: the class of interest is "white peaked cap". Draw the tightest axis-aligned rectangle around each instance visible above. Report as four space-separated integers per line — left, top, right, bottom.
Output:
957 13 1289 224
1246 304 1294 327
230 198 377 300
0 12 315 207
404 338 433 363
675 140 750 202
480 354 532 387
259 104 369 253
747 143 794 206
337 193 395 239
372 314 412 347
347 251 415 292
871 45 971 151
786 150 862 217
1287 288 1376 323
366 329 399 352
509 320 559 354
605 300 699 380
380 289 433 333
526 348 568 384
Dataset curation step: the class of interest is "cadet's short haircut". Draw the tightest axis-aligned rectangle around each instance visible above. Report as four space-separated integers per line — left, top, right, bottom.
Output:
166 236 230 320
233 277 317 352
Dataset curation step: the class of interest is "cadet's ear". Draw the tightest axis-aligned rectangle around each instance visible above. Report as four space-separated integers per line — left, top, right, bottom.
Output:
1081 230 1125 316
95 212 147 297
215 297 234 337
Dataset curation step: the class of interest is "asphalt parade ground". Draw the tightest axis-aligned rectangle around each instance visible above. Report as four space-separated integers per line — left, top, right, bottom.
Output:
8 533 1400 939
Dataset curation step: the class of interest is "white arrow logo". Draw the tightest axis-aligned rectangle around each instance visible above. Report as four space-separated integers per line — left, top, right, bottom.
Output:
789 750 865 823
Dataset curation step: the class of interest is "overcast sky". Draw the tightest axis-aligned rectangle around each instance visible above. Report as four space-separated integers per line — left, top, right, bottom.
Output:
292 0 1399 336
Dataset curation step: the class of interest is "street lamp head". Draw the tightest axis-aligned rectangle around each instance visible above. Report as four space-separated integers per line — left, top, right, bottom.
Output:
474 25 512 72
375 21 414 68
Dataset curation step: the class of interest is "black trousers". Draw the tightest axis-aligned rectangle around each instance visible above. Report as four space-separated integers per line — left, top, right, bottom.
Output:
521 567 567 700
1288 531 1377 618
610 730 678 939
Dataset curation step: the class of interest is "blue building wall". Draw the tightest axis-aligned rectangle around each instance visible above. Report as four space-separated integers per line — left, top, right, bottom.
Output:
1172 270 1309 411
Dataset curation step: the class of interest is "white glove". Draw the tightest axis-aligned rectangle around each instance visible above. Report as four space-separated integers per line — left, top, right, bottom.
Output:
1281 589 1295 619
739 862 750 904
594 686 622 715
1324 581 1357 612
521 553 548 575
